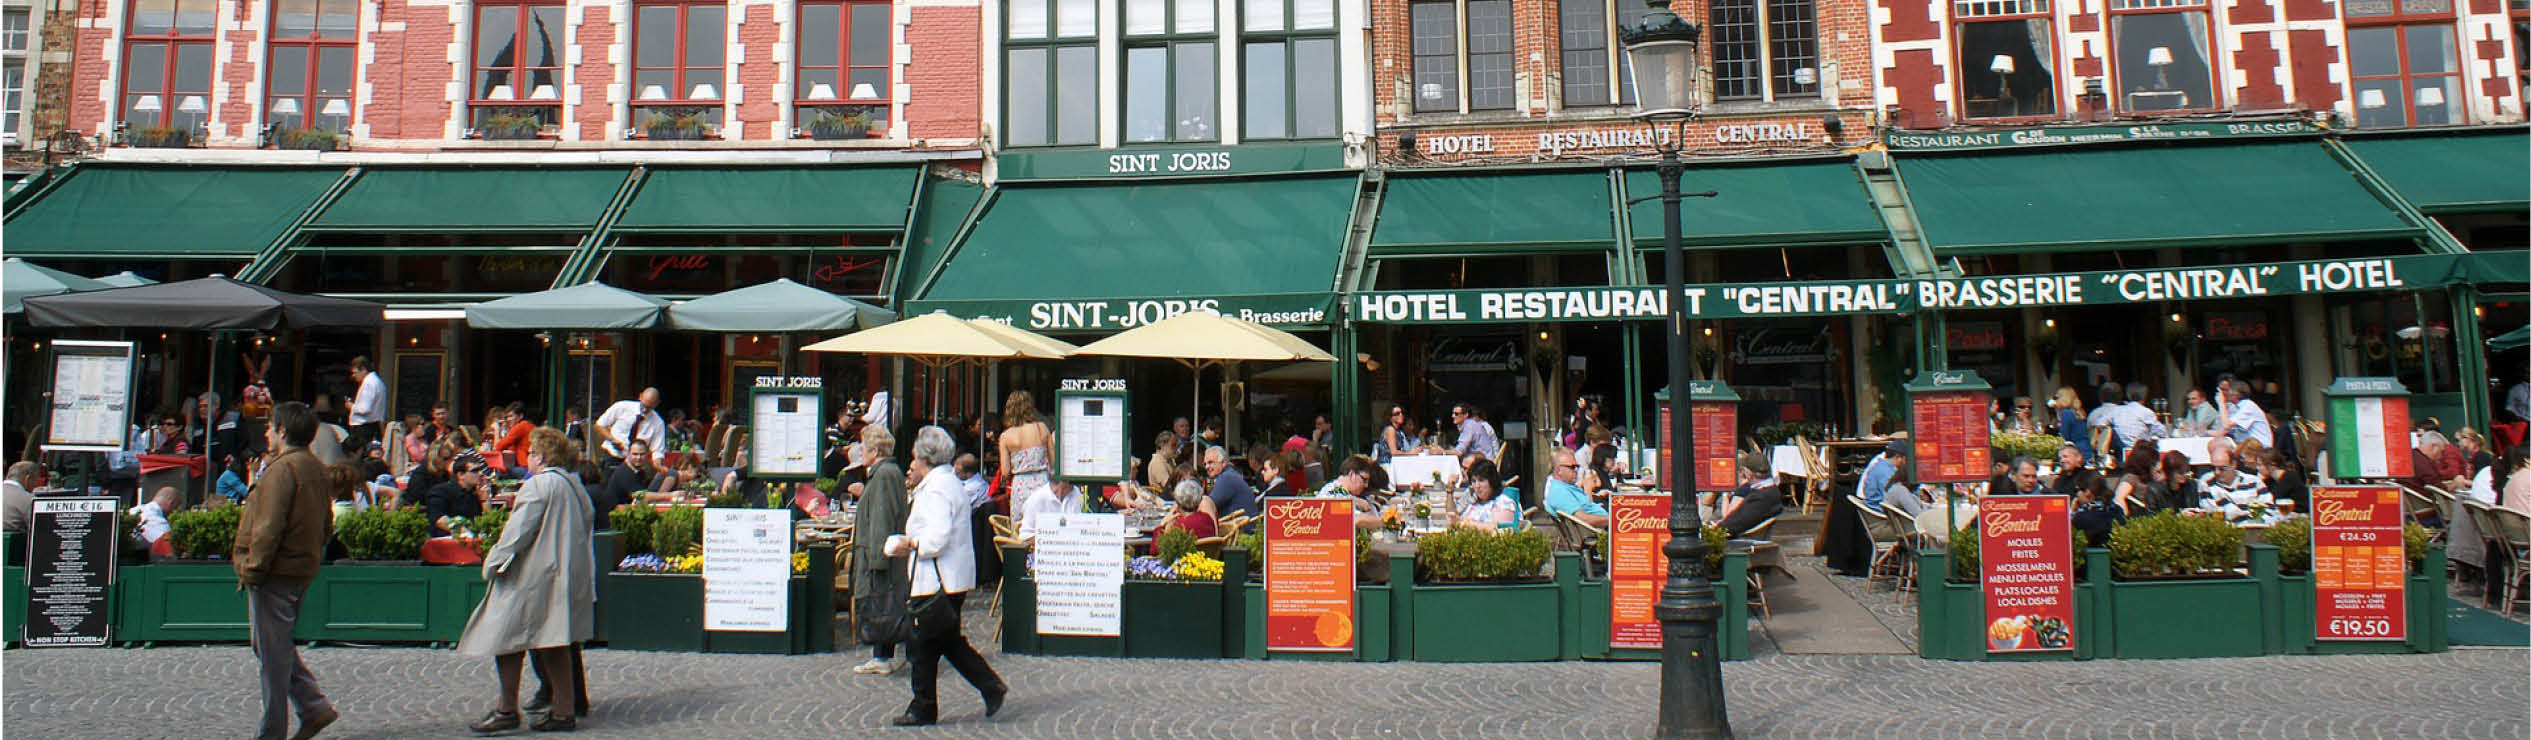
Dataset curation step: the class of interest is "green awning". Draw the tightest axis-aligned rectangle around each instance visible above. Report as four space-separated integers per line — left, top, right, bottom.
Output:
1622 159 1888 248
311 167 630 231
614 166 922 232
1372 170 1612 252
2344 129 2531 214
895 175 984 306
1900 141 2420 256
2 165 343 257
910 173 1359 330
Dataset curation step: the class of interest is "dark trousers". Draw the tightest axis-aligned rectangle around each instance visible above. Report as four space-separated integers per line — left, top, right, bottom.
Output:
248 582 330 740
906 593 1002 716
530 642 590 714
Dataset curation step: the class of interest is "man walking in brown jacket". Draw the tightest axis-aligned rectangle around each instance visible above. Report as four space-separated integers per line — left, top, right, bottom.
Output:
235 402 339 740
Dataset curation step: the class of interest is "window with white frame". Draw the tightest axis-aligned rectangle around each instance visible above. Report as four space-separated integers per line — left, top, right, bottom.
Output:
2107 0 2215 113
3 8 28 53
1241 0 1339 138
1558 0 1649 108
1952 0 2057 119
1410 0 1512 113
1004 0 1096 146
1709 0 1821 102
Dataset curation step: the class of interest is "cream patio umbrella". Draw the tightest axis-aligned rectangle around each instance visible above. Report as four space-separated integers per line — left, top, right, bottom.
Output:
801 312 1074 420
1072 311 1334 452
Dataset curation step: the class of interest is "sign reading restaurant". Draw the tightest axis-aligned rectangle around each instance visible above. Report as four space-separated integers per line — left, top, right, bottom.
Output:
1413 121 1824 158
1884 119 2319 151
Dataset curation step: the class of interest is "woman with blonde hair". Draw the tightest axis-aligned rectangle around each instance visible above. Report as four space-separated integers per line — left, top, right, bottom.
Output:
2050 387 2093 464
997 391 1052 516
458 427 596 733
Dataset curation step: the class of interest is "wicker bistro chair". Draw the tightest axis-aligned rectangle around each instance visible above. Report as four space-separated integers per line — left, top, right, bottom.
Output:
1880 506 1923 602
2400 484 2443 529
1552 511 1606 576
1849 494 1903 583
2471 502 2531 615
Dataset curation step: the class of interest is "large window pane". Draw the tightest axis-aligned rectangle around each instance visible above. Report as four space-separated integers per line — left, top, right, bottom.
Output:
1245 41 1288 138
686 6 726 68
131 0 173 35
637 6 678 67
276 0 318 36
851 4 888 66
2404 24 2454 74
2347 26 2399 78
1769 0 1821 97
175 42 213 92
2111 12 2212 111
1292 37 1337 137
1175 0 1213 33
1009 0 1047 39
1560 1 1611 107
1054 44 1096 143
1466 0 1513 110
317 46 354 96
1005 47 1048 145
528 7 564 69
800 4 840 64
2351 78 2405 127
2411 76 2458 125
1124 45 1168 142
1127 0 1166 34
1055 0 1095 37
269 45 309 96
125 43 166 93
174 0 214 34
1247 0 1285 31
1410 1 1456 112
1175 42 1215 139
1711 0 1760 100
317 0 357 38
1293 0 1335 29
1956 19 2056 117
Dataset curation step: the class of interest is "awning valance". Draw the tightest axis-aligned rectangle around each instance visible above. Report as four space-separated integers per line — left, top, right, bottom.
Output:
613 165 922 233
2343 129 2531 214
1371 169 1614 253
1898 141 2420 256
2 165 344 257
907 173 1359 332
311 167 632 231
1621 159 1889 248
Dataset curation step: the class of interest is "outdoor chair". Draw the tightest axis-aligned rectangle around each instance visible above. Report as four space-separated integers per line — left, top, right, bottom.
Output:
2400 484 2441 529
1552 511 1604 576
1850 494 1901 584
988 514 1019 541
1192 536 1228 559
1881 506 1922 602
2483 505 2531 616
1738 514 1780 541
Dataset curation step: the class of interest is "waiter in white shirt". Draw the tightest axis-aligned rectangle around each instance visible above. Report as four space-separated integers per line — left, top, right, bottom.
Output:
346 356 387 451
863 390 891 428
596 387 668 464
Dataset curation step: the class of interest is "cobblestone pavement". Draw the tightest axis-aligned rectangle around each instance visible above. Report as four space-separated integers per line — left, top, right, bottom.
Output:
5 639 2525 738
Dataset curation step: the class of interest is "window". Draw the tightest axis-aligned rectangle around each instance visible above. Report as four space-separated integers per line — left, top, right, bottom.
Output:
3 67 21 142
268 0 358 133
1004 0 1096 146
633 0 728 134
798 0 892 136
2105 0 2214 112
2345 0 2462 127
1952 0 2057 119
1123 0 1217 142
3 8 28 52
120 0 216 130
1242 0 1339 138
1557 0 1649 108
1409 0 1508 113
1709 0 1820 102
472 0 564 135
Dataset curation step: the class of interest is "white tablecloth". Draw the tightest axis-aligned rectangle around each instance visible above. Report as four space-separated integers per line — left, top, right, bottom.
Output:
1771 445 1810 477
2159 436 2217 465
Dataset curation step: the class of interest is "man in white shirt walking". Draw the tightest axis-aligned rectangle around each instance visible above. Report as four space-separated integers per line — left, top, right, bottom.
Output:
595 388 667 465
346 356 387 451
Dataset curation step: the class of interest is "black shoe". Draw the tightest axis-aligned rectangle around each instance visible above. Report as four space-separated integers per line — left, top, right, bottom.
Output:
893 703 938 727
522 697 550 716
530 713 576 732
981 684 1008 718
469 710 522 735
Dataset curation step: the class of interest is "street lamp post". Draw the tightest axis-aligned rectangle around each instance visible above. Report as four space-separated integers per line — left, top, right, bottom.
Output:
1620 3 1730 737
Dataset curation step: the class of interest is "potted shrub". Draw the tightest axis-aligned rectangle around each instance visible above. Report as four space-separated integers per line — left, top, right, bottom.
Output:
643 110 711 141
334 508 428 563
478 113 545 141
278 128 343 151
121 507 250 642
131 126 193 148
803 107 870 140
1407 529 1564 661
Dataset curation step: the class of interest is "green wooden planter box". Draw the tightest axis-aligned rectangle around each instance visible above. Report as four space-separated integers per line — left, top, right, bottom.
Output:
996 546 1237 659
2273 544 2448 655
299 563 459 643
596 543 835 655
1915 549 2101 661
1575 550 1750 661
116 563 253 643
1401 552 1581 662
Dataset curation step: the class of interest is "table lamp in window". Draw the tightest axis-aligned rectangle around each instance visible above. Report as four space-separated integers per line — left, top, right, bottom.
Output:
2146 46 2173 90
689 83 718 100
322 99 351 130
1989 55 2016 114
806 83 837 100
133 94 162 118
849 83 878 101
271 97 300 127
530 84 558 101
639 85 670 101
2414 86 2444 121
178 95 208 132
487 84 516 101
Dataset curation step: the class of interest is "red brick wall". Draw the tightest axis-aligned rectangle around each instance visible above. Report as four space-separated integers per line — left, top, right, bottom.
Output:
66 0 116 136
215 1 261 140
735 3 780 139
573 5 619 141
906 5 980 141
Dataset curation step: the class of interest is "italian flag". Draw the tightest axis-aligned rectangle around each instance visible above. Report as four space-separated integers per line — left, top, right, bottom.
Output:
2327 396 2411 480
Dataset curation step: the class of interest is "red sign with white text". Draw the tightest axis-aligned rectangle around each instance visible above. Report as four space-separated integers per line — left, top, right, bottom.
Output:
1979 495 2075 653
1912 391 1991 483
2312 486 2406 642
1263 497 1356 652
1692 402 1737 492
1608 493 1672 649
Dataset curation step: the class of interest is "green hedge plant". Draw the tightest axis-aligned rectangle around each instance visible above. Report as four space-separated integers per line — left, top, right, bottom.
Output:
1155 527 1198 565
334 508 428 561
2262 516 2431 574
1949 525 1979 582
471 507 510 557
654 506 705 557
611 504 660 556
2107 512 2244 579
1416 528 1552 582
168 506 242 560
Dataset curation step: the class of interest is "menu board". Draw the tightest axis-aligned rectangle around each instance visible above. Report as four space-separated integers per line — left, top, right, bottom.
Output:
1032 512 1125 636
1979 495 2075 654
747 376 823 479
1911 391 1991 483
2326 396 2412 480
1263 497 1355 652
44 340 137 452
1607 493 1672 649
1691 402 1737 492
23 497 119 647
2312 485 2406 641
702 508 793 631
1055 379 1131 482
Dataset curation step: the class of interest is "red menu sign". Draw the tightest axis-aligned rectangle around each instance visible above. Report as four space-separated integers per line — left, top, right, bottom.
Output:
1691 402 1737 492
1607 493 1671 649
1263 497 1356 652
1979 495 2075 654
2312 486 2406 641
1911 391 1991 483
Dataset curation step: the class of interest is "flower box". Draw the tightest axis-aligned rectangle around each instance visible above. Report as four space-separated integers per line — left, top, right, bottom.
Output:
597 543 835 655
1402 552 1580 662
996 545 1237 659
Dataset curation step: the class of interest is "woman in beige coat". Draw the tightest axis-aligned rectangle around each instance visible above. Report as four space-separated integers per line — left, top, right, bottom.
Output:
459 427 596 733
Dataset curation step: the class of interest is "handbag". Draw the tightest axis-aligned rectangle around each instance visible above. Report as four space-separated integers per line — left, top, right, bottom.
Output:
907 558 959 642
859 560 913 645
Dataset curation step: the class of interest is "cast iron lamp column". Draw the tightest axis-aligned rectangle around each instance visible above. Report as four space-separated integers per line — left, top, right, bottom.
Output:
1621 2 1729 737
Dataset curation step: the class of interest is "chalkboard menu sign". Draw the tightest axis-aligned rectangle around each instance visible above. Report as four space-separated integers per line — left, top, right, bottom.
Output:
24 497 119 647
393 352 444 421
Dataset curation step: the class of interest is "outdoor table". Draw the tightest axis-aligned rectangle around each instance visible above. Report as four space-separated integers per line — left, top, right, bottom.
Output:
421 537 483 565
1914 497 1979 545
2160 436 2218 465
1769 445 1809 477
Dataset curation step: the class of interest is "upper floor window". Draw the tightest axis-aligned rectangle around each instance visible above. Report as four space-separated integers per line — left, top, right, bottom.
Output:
4 8 29 53
471 1 563 137
633 0 728 136
4 67 22 143
797 0 892 137
2345 0 2461 127
1004 0 1096 146
1123 0 1217 143
121 0 216 133
1241 0 1338 138
268 0 358 134
1953 0 2056 119
1559 0 1648 108
1411 0 1510 113
2106 0 2214 113
1710 0 1820 102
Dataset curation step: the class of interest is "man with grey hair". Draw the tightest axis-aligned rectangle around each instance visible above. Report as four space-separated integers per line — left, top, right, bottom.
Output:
850 424 909 676
3 461 45 532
